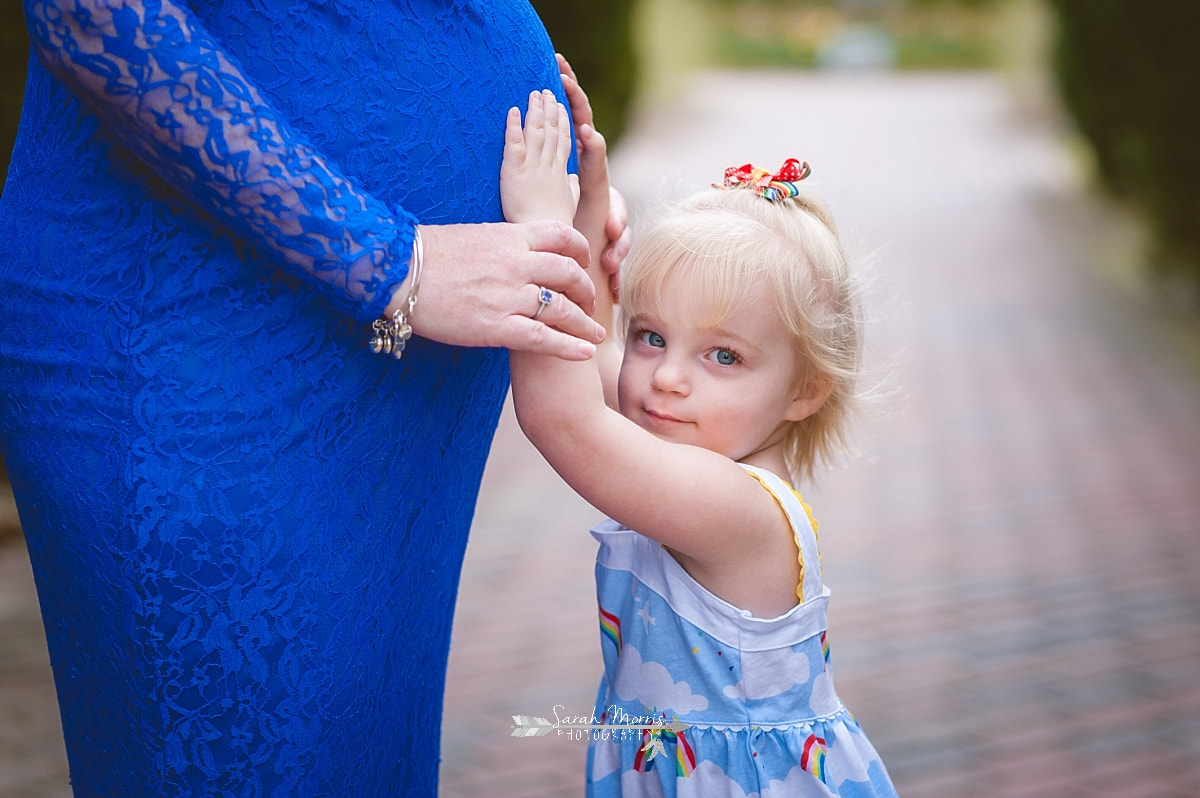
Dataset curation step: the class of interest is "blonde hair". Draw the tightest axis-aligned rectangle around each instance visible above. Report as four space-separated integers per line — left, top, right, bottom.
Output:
620 186 863 483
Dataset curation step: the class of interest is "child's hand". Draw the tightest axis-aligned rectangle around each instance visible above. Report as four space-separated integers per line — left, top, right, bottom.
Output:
556 54 611 275
500 89 578 226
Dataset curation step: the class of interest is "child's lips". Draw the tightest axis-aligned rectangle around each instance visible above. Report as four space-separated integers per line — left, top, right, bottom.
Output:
644 407 688 425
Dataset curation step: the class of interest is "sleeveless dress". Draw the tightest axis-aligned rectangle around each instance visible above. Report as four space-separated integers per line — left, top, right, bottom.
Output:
586 465 898 797
0 2 566 795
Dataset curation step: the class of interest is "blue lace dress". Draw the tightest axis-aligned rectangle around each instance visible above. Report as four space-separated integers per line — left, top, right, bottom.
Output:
586 466 898 797
0 2 565 794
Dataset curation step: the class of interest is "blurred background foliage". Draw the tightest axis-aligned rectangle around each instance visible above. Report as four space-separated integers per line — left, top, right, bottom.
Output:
3 0 1195 292
552 0 1198 297
0 10 28 197
703 0 1006 70
1046 0 1200 288
532 0 640 146
0 8 26 529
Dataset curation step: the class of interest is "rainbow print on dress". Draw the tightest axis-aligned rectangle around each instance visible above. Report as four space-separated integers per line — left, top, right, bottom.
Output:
801 734 829 785
631 726 696 776
672 728 696 776
599 604 622 654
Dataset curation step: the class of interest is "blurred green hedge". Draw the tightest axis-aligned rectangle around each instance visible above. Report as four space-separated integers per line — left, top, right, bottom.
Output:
1048 0 1200 288
1 8 29 194
531 0 638 146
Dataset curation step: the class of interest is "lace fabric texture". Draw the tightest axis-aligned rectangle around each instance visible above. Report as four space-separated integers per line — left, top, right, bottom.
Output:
0 1 564 794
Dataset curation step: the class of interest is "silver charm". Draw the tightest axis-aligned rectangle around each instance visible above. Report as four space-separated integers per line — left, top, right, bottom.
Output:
370 307 415 358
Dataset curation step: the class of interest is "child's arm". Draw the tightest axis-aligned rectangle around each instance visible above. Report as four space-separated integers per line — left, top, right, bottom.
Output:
557 56 621 408
501 93 798 614
558 57 611 323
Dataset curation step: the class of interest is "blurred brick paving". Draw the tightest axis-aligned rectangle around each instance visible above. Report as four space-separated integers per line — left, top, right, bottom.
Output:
3 73 1199 798
439 73 1200 797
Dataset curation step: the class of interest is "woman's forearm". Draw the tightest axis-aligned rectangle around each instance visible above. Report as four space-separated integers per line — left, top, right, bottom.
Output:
25 0 413 321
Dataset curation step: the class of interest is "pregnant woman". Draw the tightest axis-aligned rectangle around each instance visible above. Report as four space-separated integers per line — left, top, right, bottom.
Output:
0 1 618 794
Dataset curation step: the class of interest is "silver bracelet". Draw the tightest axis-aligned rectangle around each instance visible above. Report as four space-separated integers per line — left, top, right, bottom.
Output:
370 227 423 360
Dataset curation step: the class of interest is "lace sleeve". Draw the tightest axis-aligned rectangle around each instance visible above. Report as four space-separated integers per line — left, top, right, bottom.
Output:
24 0 414 321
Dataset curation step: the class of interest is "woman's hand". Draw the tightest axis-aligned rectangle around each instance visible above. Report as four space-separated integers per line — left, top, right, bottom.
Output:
400 221 605 361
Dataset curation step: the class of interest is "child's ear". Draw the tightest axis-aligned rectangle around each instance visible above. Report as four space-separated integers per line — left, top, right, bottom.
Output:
785 373 833 422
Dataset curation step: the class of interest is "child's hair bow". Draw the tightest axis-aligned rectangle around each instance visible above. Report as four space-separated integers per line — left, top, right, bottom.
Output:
717 158 811 201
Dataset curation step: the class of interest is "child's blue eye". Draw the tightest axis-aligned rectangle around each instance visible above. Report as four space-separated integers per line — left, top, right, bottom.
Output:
638 330 665 348
700 345 739 364
710 349 739 366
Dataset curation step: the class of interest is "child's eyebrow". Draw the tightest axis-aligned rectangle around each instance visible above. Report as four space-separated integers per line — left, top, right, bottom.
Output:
624 312 662 327
703 325 760 353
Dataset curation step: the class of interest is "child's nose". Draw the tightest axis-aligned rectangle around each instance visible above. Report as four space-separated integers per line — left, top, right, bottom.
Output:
650 359 689 394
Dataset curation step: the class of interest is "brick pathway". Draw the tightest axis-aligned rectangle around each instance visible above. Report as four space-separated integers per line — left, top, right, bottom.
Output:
440 73 1200 797
3 72 1200 798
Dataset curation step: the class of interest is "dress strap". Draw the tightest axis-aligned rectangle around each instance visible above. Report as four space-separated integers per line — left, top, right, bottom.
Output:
738 464 823 604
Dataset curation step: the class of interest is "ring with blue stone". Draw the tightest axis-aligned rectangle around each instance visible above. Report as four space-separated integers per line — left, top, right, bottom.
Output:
532 286 554 320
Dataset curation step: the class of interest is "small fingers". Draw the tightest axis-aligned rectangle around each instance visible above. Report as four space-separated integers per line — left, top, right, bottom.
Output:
555 101 572 165
607 270 621 305
602 223 632 276
503 106 524 162
576 123 609 197
605 186 628 242
568 80 594 126
541 90 561 160
601 187 631 277
556 54 594 127
579 124 607 162
524 90 546 151
556 53 578 85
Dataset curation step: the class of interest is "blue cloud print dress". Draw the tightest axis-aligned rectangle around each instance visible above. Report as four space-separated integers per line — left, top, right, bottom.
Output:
586 465 899 797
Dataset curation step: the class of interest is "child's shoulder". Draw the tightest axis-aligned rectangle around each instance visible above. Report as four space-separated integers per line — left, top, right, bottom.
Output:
740 464 819 536
738 464 824 603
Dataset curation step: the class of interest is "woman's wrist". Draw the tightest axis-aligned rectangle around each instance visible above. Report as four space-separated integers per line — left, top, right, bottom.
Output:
370 226 424 359
382 226 422 315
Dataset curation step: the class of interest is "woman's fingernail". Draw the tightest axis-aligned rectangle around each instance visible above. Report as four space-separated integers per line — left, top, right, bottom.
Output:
579 341 596 358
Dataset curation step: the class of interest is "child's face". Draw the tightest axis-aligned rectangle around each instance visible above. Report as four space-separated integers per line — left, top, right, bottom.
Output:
617 273 818 465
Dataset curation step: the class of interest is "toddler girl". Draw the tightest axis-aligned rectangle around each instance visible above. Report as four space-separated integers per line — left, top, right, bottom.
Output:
501 70 898 797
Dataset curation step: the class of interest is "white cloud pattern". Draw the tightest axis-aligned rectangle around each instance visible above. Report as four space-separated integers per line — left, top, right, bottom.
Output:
614 644 709 714
722 646 812 702
808 669 841 716
759 763 837 797
674 761 753 798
